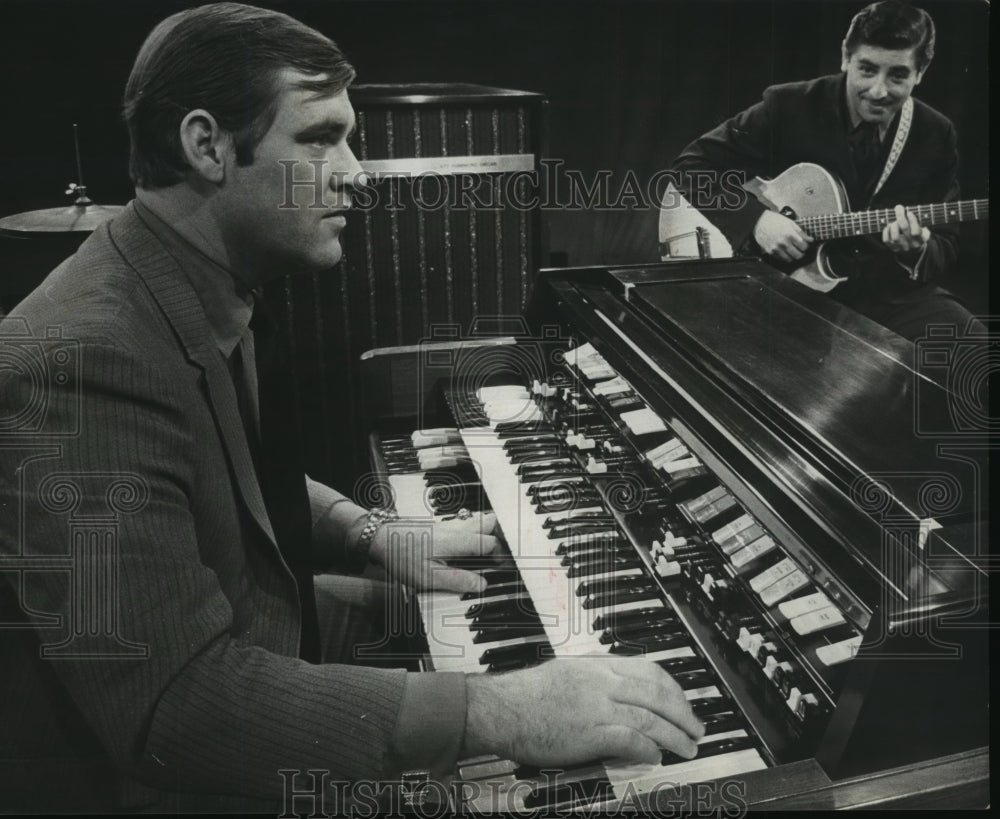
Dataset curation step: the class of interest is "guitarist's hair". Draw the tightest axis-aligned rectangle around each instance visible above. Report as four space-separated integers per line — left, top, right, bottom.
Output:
844 1 935 72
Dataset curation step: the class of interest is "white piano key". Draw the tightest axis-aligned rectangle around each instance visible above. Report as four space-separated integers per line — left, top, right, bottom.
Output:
684 686 722 701
605 748 767 795
388 473 436 518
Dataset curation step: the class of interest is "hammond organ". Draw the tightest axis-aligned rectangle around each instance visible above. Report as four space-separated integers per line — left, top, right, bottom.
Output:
362 259 989 811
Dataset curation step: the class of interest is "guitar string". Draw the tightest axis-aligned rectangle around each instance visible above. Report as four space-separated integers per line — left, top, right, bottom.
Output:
797 199 987 240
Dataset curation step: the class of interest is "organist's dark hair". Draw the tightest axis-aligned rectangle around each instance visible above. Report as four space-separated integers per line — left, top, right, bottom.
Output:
123 2 356 189
843 1 935 72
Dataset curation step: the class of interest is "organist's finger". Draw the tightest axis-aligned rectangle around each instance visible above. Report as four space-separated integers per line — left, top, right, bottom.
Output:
432 521 501 558
588 723 664 766
610 659 704 742
427 562 489 594
607 704 699 761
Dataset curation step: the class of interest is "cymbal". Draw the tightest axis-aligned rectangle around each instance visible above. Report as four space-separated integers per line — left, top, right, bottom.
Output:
0 202 125 237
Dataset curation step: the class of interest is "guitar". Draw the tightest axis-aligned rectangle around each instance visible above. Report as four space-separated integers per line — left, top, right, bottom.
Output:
659 162 989 292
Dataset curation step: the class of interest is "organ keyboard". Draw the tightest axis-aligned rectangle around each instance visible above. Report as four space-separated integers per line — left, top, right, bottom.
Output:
362 259 989 810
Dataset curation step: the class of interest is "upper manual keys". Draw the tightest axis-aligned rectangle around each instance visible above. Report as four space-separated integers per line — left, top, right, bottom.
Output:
476 385 543 426
412 428 463 448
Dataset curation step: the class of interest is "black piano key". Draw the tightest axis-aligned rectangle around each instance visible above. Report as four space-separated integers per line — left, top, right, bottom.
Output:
700 712 745 735
508 448 567 464
593 606 674 631
469 606 539 629
523 778 614 810
521 471 586 486
609 630 689 654
548 522 620 540
567 556 643 578
576 575 653 598
481 568 521 586
464 590 530 615
496 422 555 438
669 668 717 690
460 581 525 602
472 624 546 644
486 656 544 673
478 640 549 666
690 697 734 718
555 536 628 556
542 511 614 528
526 477 591 496
503 434 560 449
534 493 603 512
655 654 705 674
431 496 490 516
560 543 632 566
424 466 480 485
609 642 646 656
465 595 535 618
660 735 756 766
445 555 501 572
599 619 683 644
583 584 661 609
518 460 577 478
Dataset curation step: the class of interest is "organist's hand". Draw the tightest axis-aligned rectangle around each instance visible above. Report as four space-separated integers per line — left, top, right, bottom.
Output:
463 657 705 766
370 511 501 594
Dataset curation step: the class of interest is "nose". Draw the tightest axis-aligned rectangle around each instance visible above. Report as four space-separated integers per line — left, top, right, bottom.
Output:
326 145 368 210
333 144 368 192
868 74 888 100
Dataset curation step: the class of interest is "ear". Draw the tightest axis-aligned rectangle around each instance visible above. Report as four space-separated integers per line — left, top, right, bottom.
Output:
178 109 232 184
840 41 851 72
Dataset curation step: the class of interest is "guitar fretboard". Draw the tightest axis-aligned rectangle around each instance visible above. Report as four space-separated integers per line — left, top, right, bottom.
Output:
798 199 988 241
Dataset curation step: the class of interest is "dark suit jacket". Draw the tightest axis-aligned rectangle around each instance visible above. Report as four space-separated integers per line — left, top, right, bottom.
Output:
672 74 960 300
0 203 407 811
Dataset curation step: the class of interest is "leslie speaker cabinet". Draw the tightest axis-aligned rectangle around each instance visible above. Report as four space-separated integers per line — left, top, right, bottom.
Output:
265 84 548 495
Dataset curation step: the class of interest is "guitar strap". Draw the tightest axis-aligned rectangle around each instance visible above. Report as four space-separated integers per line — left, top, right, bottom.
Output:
872 97 913 199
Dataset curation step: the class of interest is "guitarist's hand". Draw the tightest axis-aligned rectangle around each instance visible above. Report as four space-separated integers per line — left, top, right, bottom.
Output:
753 210 813 263
882 204 930 255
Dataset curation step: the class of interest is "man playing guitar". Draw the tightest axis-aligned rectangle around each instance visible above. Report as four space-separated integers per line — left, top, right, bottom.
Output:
672 0 984 341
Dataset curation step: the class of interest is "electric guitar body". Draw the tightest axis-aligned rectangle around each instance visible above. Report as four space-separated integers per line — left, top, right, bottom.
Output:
742 163 857 293
659 162 988 292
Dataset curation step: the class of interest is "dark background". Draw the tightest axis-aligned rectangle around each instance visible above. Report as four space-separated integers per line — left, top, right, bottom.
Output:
0 0 989 312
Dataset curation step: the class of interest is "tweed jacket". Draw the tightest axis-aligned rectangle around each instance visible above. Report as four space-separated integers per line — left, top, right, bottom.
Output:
0 203 409 811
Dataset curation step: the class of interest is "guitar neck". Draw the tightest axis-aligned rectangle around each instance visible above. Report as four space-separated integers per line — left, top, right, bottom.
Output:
798 199 989 241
